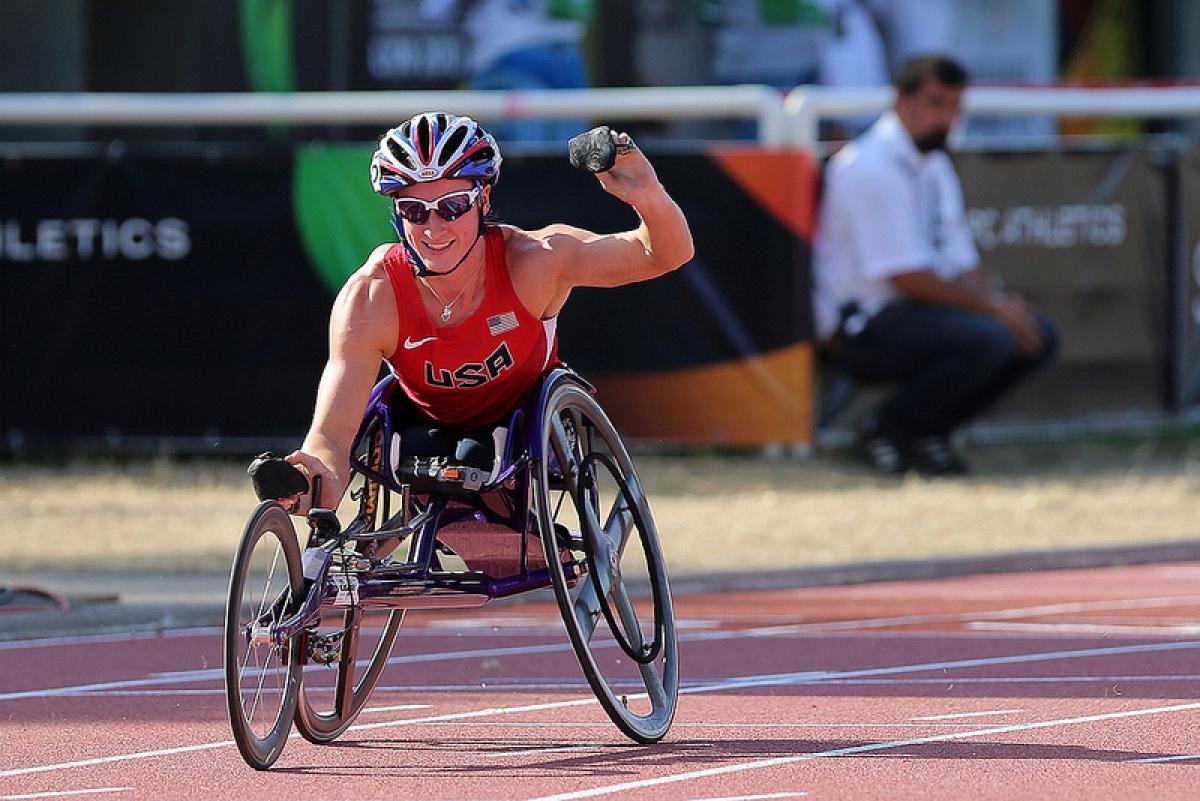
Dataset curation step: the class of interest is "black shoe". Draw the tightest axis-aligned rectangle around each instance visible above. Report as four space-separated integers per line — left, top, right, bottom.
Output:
857 432 909 474
855 416 908 475
910 435 970 476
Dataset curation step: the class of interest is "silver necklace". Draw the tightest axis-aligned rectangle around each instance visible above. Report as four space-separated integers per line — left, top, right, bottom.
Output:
418 274 471 323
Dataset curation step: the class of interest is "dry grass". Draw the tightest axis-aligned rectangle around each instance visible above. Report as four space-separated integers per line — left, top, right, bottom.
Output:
2 438 1198 575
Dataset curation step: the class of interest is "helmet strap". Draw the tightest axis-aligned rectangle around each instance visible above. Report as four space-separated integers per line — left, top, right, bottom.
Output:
391 208 486 279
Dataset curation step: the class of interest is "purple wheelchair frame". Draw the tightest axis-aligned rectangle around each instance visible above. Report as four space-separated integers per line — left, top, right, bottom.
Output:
265 367 592 646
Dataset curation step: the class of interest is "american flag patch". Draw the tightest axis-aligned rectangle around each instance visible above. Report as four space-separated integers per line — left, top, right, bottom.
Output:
487 311 519 336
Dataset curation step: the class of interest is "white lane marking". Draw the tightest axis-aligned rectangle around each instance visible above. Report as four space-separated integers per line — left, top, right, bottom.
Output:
7 595 1198 702
0 628 220 650
6 637 1200 778
750 595 1200 634
523 701 1200 801
343 697 600 736
684 794 805 801
0 697 602 779
161 627 223 638
0 640 584 702
0 789 131 800
0 739 236 779
490 744 604 758
68 689 226 697
0 632 160 651
686 640 1200 694
1126 753 1200 763
685 794 805 801
423 721 998 729
968 621 1200 636
361 703 432 714
7 633 1200 707
805 675 1200 685
910 709 1023 721
0 673 220 702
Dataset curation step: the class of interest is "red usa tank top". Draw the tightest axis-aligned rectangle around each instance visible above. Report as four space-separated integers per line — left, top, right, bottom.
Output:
381 226 560 428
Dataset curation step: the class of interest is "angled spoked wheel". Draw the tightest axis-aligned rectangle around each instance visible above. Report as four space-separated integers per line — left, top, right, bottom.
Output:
223 501 305 769
534 381 679 743
293 430 405 744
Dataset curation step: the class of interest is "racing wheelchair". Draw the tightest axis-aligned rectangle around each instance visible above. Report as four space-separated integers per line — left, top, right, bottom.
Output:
222 367 679 769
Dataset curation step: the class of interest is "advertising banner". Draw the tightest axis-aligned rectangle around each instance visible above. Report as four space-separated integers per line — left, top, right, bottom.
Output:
0 147 332 444
299 145 818 445
954 147 1171 419
1 145 817 449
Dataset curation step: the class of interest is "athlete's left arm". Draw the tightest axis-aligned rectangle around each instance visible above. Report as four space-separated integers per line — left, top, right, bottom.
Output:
548 134 694 292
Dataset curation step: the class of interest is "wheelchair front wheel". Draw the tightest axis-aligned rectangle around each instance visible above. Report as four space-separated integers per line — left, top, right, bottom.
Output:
223 501 305 770
534 381 679 743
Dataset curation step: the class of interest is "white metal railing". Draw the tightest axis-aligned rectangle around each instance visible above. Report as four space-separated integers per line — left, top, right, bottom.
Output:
2 85 1200 150
784 84 1200 149
0 85 789 145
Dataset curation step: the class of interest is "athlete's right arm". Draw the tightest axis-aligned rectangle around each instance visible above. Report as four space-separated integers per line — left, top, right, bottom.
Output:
284 246 398 515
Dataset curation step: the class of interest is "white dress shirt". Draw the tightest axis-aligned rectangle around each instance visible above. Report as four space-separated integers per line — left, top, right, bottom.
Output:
812 111 979 340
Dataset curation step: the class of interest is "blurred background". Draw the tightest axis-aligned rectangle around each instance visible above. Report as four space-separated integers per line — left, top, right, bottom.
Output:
1 0 1199 578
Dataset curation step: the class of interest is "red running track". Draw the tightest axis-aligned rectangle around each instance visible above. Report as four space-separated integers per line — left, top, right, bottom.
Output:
3 562 1200 800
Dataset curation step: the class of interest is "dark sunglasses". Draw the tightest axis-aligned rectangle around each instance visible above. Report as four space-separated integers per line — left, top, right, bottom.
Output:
391 187 481 225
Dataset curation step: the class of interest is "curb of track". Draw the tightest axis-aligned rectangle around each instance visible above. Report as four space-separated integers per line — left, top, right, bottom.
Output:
668 537 1200 595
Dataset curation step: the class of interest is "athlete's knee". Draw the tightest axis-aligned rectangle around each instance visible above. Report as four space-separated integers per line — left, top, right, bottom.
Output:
952 314 1017 370
1027 314 1060 366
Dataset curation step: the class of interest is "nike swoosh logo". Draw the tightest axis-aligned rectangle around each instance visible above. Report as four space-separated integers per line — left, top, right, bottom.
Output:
403 336 437 350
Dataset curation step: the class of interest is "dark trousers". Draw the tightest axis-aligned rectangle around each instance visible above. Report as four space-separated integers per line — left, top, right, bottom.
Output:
833 301 1059 439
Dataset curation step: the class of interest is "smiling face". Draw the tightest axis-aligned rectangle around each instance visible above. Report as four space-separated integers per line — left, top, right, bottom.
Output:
392 178 491 271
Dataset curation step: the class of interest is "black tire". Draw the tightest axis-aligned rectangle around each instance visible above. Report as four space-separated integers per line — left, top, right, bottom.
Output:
534 381 679 743
293 431 405 744
224 501 305 770
292 607 404 743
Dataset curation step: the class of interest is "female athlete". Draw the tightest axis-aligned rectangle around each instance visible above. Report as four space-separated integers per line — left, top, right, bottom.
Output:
279 112 693 514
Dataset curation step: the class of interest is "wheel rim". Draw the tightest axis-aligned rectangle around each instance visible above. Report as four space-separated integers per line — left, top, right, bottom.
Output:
537 385 679 742
224 503 303 768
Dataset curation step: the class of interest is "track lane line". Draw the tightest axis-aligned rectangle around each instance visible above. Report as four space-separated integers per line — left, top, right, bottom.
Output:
5 638 1200 779
968 621 1200 636
522 701 1200 801
683 793 806 801
910 709 1024 721
0 790 131 800
7 599 1198 702
748 595 1200 634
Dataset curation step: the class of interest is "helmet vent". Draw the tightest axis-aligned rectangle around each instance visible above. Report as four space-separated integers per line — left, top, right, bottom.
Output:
469 146 495 165
416 116 434 161
385 137 414 169
439 126 469 165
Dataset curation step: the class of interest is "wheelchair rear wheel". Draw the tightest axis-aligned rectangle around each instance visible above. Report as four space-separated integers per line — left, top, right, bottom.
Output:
534 381 679 743
224 501 305 769
293 431 406 744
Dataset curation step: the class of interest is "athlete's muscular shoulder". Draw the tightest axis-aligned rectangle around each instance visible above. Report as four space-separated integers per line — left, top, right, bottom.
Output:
329 244 399 358
499 224 584 318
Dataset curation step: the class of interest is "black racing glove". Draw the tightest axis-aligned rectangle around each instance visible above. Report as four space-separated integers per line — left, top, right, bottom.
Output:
568 125 634 173
247 451 309 502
